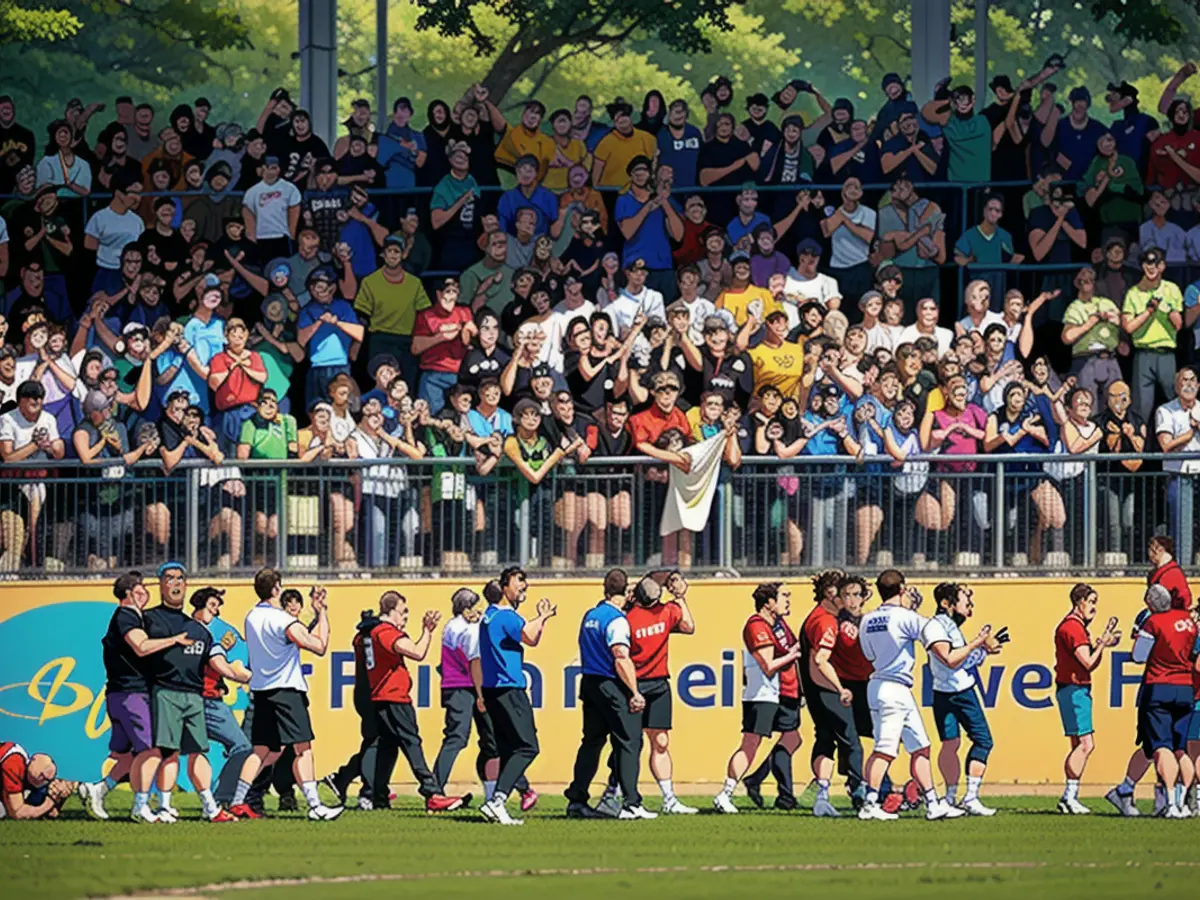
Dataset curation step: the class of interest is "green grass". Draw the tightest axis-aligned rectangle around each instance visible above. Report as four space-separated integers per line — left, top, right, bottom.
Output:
2 792 1198 899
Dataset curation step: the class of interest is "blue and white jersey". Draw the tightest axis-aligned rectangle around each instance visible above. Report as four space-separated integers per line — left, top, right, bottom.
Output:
578 601 631 679
922 613 985 694
859 604 929 688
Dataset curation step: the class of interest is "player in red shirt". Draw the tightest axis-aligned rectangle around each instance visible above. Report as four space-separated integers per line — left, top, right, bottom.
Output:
1053 583 1120 814
713 583 801 814
366 591 467 814
1148 536 1193 611
1 743 63 820
600 571 695 815
1128 584 1199 817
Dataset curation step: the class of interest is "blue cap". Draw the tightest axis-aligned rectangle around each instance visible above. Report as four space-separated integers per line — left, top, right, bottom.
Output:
796 237 823 256
157 561 186 578
202 273 222 290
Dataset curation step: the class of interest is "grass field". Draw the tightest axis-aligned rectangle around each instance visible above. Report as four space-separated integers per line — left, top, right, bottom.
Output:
2 791 1199 899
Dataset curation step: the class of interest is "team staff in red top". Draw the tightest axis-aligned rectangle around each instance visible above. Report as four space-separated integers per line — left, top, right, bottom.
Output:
1129 584 1199 818
713 582 801 814
1053 583 1120 814
0 743 64 820
1148 536 1192 611
600 571 696 815
366 591 467 814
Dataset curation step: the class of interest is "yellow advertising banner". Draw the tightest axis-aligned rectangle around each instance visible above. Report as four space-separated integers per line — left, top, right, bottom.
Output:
0 576 1173 788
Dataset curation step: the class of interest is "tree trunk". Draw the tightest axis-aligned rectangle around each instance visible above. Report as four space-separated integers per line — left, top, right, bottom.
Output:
480 31 570 106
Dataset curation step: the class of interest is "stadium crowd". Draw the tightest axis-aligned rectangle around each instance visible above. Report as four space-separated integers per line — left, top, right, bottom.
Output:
3 58 1200 572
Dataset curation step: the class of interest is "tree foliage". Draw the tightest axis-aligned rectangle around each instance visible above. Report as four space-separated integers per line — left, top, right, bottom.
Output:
0 1 82 43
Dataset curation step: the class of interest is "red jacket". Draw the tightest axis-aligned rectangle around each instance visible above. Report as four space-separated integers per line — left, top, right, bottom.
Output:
1149 560 1193 611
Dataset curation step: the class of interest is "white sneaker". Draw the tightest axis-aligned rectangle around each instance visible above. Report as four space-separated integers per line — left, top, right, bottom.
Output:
78 782 109 820
596 791 622 818
153 807 178 824
618 804 658 820
926 800 966 820
661 797 698 815
131 806 161 824
959 797 997 817
857 802 898 821
1154 785 1168 817
1105 787 1139 817
712 792 738 814
812 796 840 817
487 798 523 826
1057 797 1091 815
478 797 497 822
307 804 344 821
357 795 374 810
1163 804 1189 819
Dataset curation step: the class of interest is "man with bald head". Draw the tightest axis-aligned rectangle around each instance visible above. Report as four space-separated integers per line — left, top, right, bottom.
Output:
0 744 68 819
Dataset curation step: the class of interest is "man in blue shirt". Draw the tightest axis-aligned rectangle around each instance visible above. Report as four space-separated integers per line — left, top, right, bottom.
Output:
377 97 427 190
296 266 364 409
656 100 703 187
1106 81 1159 176
565 569 654 820
478 566 557 825
1052 87 1109 181
496 155 560 237
615 155 684 300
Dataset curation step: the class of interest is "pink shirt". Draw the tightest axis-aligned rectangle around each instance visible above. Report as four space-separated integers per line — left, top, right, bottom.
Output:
932 404 986 472
439 615 478 689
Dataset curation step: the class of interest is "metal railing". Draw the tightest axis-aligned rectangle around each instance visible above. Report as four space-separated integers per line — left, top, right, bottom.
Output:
0 453 1191 580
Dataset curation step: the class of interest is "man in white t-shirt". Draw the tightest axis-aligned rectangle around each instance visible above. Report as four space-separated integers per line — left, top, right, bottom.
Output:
783 238 842 330
0 380 65 569
955 279 1005 337
856 569 985 821
821 177 877 304
605 259 665 338
1155 367 1200 553
242 156 302 265
898 296 954 357
83 172 144 295
924 582 1004 817
228 567 342 821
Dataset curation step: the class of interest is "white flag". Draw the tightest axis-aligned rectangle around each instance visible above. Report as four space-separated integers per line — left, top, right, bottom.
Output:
659 433 725 536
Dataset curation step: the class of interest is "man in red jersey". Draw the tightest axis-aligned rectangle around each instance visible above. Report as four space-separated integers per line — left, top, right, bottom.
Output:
599 572 696 815
1053 583 1120 815
713 582 801 814
1148 536 1192 611
1129 584 1199 818
0 743 72 820
366 591 467 814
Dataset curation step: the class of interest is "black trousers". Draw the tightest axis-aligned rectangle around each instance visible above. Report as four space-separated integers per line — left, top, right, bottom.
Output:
482 686 540 798
372 701 440 803
432 687 529 794
565 675 643 807
809 686 863 787
330 698 380 800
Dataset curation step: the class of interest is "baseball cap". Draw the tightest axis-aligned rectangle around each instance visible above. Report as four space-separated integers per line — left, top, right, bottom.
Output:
156 561 187 578
666 299 691 316
383 233 407 250
796 237 823 256
728 250 751 266
626 154 653 175
202 273 222 291
368 354 400 381
82 389 112 415
989 74 1014 93
832 97 854 113
1141 247 1165 266
858 290 883 308
512 398 542 419
702 315 728 334
263 154 281 167
881 72 904 90
1068 86 1091 104
306 265 338 286
530 363 553 380
625 258 649 272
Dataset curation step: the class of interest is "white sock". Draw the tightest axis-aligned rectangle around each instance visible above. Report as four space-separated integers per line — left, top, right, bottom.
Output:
1063 779 1080 802
964 775 982 803
721 777 738 796
1118 776 1136 796
816 779 830 800
232 779 251 806
1174 783 1184 807
658 779 676 803
300 780 321 809
199 788 218 818
133 791 149 813
865 789 880 806
159 790 172 810
483 780 496 801
945 783 958 804
924 788 940 806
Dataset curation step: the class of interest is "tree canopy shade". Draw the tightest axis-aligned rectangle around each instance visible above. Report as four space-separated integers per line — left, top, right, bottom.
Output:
0 1 81 43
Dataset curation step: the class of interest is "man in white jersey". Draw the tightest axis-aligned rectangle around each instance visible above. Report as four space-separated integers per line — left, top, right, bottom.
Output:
857 569 987 821
227 567 343 821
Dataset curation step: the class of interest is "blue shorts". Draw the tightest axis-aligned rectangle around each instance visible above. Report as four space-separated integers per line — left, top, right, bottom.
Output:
1056 684 1093 737
1190 700 1200 743
1138 683 1194 755
933 688 994 763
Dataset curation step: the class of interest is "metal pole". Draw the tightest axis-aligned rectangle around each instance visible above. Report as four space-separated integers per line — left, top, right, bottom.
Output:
992 462 1005 570
376 0 388 129
186 467 200 575
910 0 951 105
1084 460 1097 570
975 0 989 109
299 0 339 145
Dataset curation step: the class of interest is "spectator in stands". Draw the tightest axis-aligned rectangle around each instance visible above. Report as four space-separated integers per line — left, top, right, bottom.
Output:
1061 267 1123 405
412 278 475 411
1148 100 1200 201
0 380 65 567
1122 248 1182 420
954 193 1022 304
1082 131 1143 240
880 111 939 181
347 402 424 567
498 155 559 238
84 173 144 295
207 317 267 452
716 252 777 331
1051 87 1109 181
241 157 300 264
354 234 429 390
457 309 510 393
658 99 703 188
377 97 426 191
1139 190 1187 265
35 120 91 197
592 98 655 190
827 118 881 184
1098 380 1144 556
297 266 363 408
1105 80 1158 175
876 176 944 310
1155 367 1200 555
616 156 683 299
898 296 952 358
922 85 993 183
1027 183 1087 271
782 237 841 322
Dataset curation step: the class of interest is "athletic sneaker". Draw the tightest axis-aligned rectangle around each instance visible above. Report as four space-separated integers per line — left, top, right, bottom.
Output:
357 795 374 811
926 800 966 820
566 801 606 819
78 782 109 820
902 779 922 810
959 798 997 816
1163 805 1189 819
228 803 263 820
154 807 178 824
596 791 622 818
857 802 898 821
425 794 465 813
1105 787 1139 817
209 808 239 823
1057 797 1091 815
482 797 523 825
712 792 738 814
881 793 904 815
1154 785 1168 817
812 796 840 818
130 806 161 824
278 793 299 812
307 804 344 821
520 789 539 812
661 798 698 815
478 798 497 822
321 774 347 806
618 804 658 820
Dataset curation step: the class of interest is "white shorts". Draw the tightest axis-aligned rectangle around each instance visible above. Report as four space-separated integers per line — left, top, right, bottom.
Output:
868 678 930 758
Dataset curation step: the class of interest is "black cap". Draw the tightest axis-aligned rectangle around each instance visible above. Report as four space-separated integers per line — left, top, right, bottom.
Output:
530 363 553 380
1141 248 1165 266
989 74 1013 93
626 154 653 175
1107 81 1138 100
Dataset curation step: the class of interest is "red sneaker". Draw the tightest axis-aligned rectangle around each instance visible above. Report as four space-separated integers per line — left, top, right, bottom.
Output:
425 794 465 813
520 788 539 812
228 804 263 820
902 779 922 810
209 808 239 823
881 792 904 815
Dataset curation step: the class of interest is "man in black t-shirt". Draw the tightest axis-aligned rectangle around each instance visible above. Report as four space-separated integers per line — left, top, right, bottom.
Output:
142 562 247 822
1098 380 1148 559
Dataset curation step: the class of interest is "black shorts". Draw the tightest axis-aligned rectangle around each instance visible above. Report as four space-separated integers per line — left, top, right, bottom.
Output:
638 678 673 731
741 696 800 737
249 688 315 751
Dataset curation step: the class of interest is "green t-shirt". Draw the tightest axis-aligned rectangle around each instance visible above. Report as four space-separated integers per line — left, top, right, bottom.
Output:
460 260 515 316
942 115 992 183
239 413 298 460
1062 296 1122 356
353 268 431 336
255 328 297 399
1122 281 1183 350
1082 154 1144 225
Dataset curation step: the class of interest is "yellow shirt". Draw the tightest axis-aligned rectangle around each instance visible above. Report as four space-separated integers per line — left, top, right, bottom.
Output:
716 285 782 327
494 125 556 181
592 128 657 188
748 339 806 399
541 138 590 192
1121 282 1182 350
